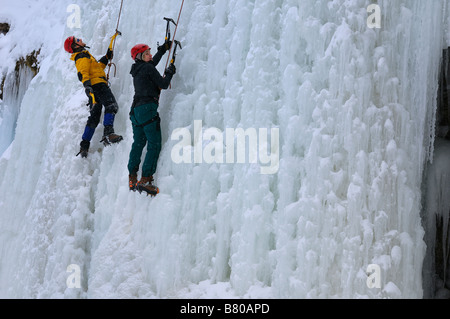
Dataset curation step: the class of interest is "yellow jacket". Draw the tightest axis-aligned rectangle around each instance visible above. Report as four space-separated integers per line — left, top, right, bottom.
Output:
70 50 108 86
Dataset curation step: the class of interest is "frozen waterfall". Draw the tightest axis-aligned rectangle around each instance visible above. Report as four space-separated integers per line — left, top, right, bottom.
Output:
0 0 449 299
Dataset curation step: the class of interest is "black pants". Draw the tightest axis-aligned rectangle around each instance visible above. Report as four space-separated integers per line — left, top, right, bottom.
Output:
86 82 119 129
82 83 119 141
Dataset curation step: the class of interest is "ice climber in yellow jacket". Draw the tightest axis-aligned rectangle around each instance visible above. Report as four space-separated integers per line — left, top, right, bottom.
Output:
64 34 123 158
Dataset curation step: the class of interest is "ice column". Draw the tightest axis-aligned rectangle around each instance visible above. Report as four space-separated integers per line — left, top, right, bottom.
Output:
0 64 35 156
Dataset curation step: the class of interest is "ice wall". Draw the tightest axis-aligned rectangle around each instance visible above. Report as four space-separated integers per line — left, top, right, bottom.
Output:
0 63 35 156
0 0 448 298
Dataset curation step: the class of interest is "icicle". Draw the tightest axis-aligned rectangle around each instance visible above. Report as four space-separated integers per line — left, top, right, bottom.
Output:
0 63 34 156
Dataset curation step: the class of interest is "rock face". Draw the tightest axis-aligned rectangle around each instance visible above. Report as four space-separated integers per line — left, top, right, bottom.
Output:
0 23 10 35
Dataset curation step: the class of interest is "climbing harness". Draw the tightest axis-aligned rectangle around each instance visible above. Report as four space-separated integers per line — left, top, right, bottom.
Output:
106 0 124 83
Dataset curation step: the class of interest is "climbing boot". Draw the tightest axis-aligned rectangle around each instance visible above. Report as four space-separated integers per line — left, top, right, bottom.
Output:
129 174 138 192
137 176 159 196
76 140 90 158
101 125 123 146
101 133 123 146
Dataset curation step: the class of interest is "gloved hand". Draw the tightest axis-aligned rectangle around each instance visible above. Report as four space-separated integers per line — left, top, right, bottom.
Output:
85 85 94 98
158 38 172 52
106 48 114 60
84 82 96 108
165 63 176 75
165 38 172 51
106 31 121 59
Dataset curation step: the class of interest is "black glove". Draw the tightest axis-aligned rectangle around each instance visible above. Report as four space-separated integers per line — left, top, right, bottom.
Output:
84 85 94 98
158 38 172 52
164 38 172 51
106 48 113 60
83 81 96 108
165 63 176 75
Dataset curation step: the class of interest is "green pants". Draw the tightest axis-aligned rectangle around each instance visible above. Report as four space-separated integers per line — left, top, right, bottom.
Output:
128 103 161 177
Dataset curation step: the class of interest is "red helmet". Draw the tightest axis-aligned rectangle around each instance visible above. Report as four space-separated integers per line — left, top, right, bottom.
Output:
64 36 76 53
131 44 150 60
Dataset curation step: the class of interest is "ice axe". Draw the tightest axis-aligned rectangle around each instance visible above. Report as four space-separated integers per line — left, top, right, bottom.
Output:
106 0 125 82
106 30 122 81
164 17 177 43
170 40 182 64
108 30 122 51
166 40 181 89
